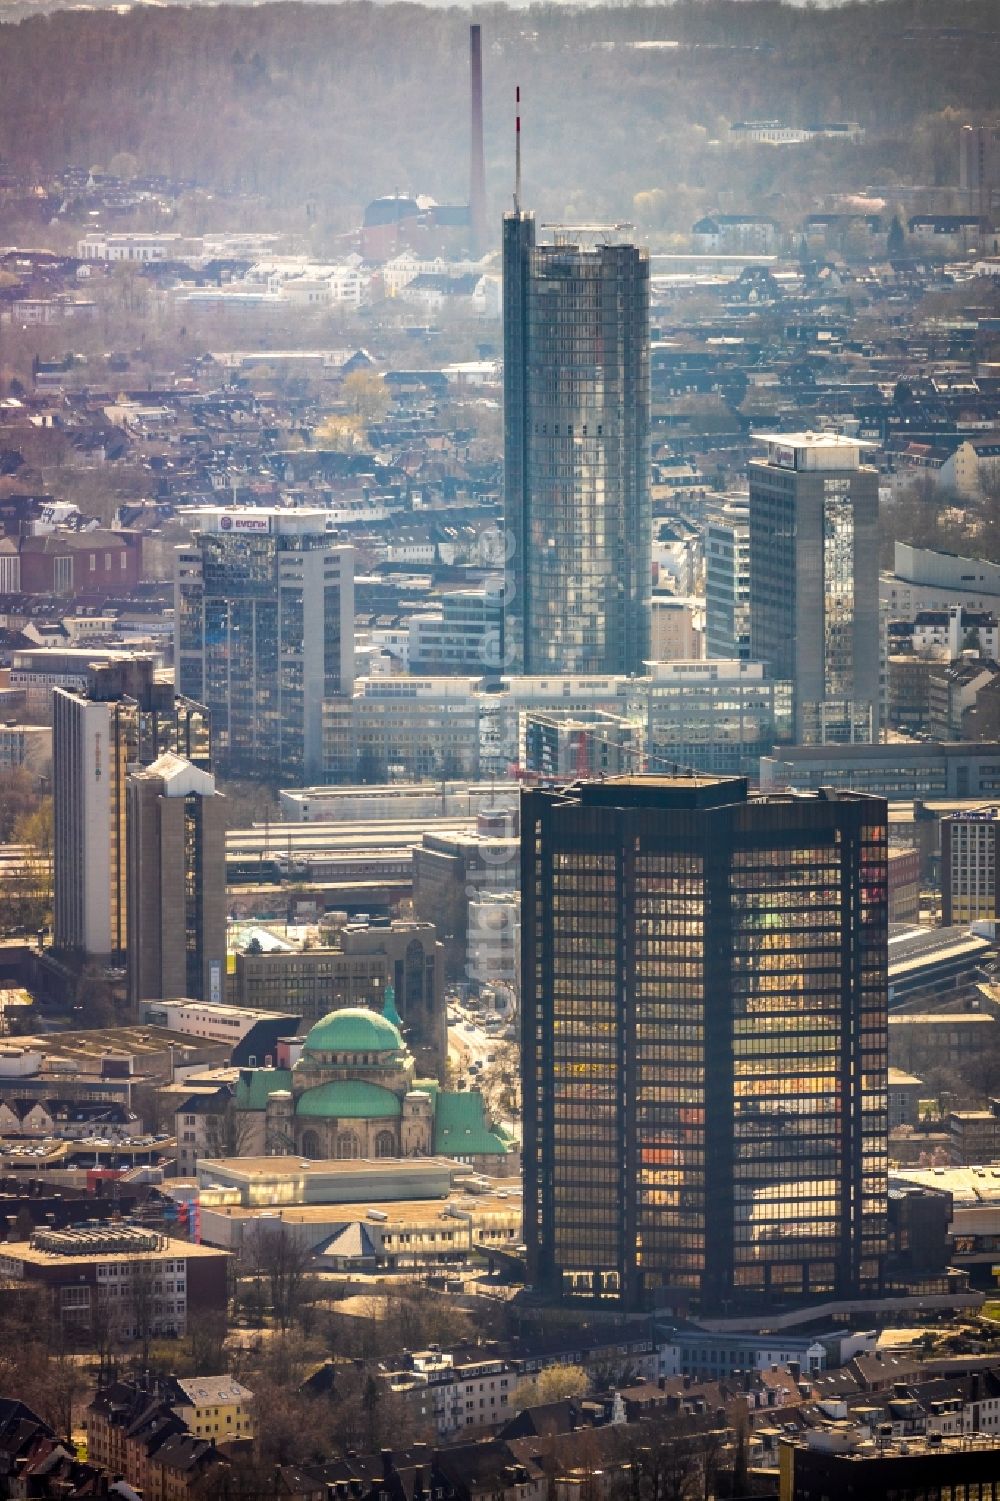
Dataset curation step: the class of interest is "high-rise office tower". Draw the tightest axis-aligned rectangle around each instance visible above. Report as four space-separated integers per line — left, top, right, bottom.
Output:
522 775 888 1316
748 433 879 744
705 497 751 661
503 211 651 675
175 508 354 781
126 752 227 1008
53 657 210 960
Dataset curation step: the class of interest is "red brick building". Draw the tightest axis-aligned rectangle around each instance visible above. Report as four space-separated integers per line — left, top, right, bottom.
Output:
17 529 142 596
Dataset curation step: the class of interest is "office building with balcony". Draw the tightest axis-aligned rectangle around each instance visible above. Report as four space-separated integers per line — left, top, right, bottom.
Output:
749 433 879 743
521 774 888 1317
503 212 650 675
175 508 354 781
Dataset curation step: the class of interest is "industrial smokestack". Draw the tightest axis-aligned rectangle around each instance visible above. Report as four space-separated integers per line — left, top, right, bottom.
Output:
469 23 486 256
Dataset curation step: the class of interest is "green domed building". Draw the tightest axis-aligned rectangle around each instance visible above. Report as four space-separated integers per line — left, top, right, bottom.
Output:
262 991 513 1171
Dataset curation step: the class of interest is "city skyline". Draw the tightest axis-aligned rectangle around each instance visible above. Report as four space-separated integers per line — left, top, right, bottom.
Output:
2 5 999 1487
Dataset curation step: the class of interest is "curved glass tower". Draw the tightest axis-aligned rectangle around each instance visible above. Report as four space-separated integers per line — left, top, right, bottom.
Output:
503 212 651 675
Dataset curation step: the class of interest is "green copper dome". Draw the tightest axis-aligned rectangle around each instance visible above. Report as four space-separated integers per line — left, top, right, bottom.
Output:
296 1080 402 1119
303 1006 403 1056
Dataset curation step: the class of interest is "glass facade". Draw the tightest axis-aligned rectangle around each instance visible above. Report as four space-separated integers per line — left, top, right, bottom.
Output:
631 674 793 776
175 524 353 781
504 214 651 676
705 502 751 662
522 776 888 1316
748 453 879 744
822 480 855 701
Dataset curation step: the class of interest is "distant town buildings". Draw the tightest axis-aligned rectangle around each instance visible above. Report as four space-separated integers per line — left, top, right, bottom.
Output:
761 740 1000 799
729 120 864 145
258 1001 512 1170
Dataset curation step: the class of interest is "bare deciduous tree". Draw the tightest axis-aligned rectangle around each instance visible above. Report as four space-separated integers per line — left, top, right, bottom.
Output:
242 1222 312 1333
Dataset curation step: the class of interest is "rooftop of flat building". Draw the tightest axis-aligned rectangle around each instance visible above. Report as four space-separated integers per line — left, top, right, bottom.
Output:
784 1429 1000 1459
200 1195 520 1229
143 999 299 1024
531 774 883 812
5 1025 231 1070
768 739 1000 761
887 1012 995 1024
888 923 992 968
754 430 875 449
198 1154 457 1180
1 1234 226 1267
892 1165 1000 1200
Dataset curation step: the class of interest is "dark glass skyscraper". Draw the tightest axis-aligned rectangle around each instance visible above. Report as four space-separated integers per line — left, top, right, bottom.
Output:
521 775 888 1317
503 212 651 675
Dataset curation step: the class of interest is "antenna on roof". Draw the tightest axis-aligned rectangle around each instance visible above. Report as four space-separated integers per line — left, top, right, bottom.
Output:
514 85 522 212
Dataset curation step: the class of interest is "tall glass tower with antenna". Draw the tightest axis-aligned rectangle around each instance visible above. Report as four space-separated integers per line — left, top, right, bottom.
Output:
503 209 651 676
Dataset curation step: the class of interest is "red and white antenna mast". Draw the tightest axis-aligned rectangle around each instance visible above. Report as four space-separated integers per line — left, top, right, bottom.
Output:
514 85 522 212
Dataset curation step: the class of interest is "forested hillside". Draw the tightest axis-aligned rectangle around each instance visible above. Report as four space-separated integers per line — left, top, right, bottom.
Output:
1 0 999 237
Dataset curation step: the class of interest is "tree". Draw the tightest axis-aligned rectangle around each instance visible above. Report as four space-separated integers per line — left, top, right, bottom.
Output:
362 1373 382 1451
242 1221 313 1332
610 1412 721 1501
512 1362 589 1410
216 777 281 829
248 1385 331 1468
108 150 140 181
0 768 41 841
188 1308 229 1374
11 804 52 918
961 1046 1000 1106
314 413 363 451
132 1082 174 1134
72 961 119 1028
478 1040 521 1119
341 369 390 424
42 1352 86 1440
126 1260 166 1365
592 1361 640 1394
202 1100 257 1159
887 214 906 257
